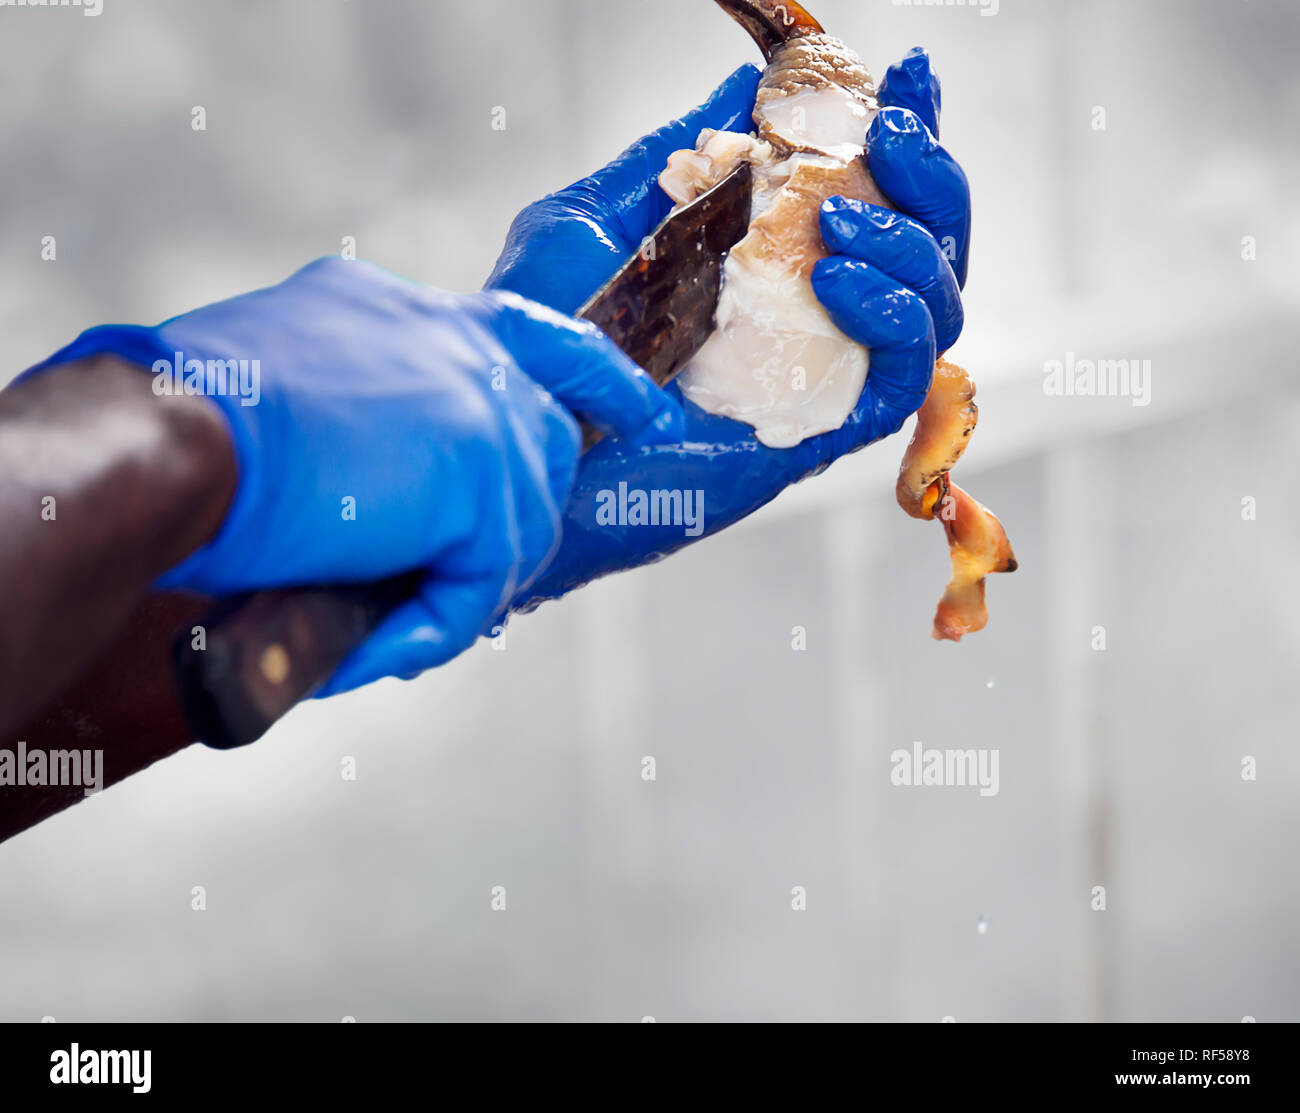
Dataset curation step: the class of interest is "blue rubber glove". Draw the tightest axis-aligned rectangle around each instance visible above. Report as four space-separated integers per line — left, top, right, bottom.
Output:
487 65 764 317
25 257 684 693
486 50 971 611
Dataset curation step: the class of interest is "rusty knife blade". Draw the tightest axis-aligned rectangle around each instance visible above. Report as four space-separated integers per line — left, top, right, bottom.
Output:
577 162 752 390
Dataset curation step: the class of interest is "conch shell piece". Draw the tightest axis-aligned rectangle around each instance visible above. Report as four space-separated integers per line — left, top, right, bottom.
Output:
896 359 1017 640
932 480 1018 642
713 0 824 61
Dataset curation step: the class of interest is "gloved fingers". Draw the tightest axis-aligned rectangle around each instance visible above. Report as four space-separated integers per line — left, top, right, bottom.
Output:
480 291 685 447
865 106 971 289
810 256 936 438
315 574 510 697
588 63 762 243
878 47 942 139
819 197 963 353
485 67 759 317
482 206 628 316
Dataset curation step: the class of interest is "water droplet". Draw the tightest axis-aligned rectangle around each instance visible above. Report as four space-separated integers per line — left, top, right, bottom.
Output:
977 916 989 935
986 680 995 689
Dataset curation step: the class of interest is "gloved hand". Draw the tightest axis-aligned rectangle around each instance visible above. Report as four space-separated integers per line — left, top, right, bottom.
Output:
486 49 971 610
25 257 683 693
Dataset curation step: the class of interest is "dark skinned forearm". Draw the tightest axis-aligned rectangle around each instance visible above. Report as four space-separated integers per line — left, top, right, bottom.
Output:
0 355 236 736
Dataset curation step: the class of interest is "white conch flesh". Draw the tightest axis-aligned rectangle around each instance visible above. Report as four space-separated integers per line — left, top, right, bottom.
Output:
659 35 889 448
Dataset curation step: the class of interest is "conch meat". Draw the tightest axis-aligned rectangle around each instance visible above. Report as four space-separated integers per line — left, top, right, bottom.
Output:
658 0 1017 641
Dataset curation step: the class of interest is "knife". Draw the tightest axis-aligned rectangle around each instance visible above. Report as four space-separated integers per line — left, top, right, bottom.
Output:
173 164 753 751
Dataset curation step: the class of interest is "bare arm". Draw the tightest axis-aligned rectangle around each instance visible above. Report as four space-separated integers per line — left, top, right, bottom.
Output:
0 356 236 839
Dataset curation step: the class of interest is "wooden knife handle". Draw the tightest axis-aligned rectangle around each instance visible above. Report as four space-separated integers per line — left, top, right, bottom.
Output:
173 572 423 749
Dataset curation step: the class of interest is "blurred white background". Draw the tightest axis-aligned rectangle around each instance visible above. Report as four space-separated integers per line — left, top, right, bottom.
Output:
1 0 1297 1021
